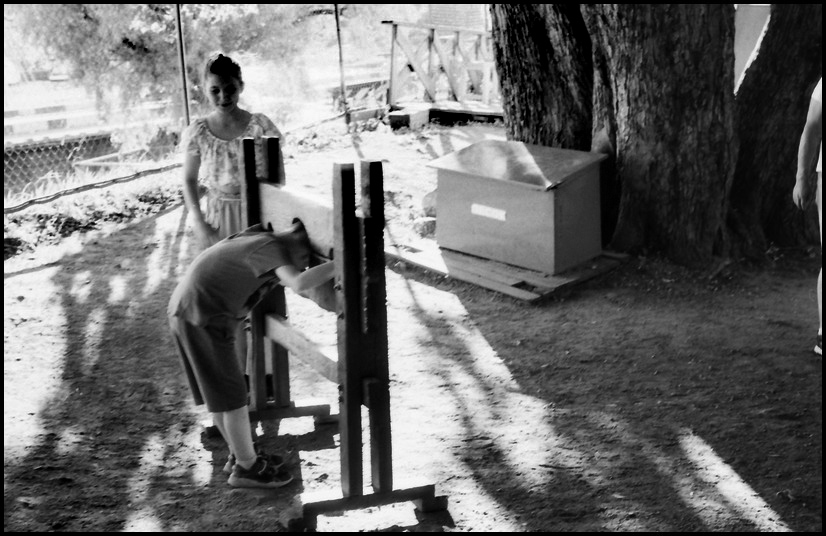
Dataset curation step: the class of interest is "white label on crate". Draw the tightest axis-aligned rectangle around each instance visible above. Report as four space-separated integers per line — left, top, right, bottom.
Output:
471 203 506 221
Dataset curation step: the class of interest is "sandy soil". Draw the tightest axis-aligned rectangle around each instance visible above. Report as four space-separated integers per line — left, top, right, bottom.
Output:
4 122 822 532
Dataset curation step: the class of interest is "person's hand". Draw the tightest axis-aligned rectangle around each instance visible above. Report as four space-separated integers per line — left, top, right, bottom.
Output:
793 176 815 210
195 222 220 249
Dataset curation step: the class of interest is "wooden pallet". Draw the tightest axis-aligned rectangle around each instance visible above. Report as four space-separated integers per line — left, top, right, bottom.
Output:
385 239 626 302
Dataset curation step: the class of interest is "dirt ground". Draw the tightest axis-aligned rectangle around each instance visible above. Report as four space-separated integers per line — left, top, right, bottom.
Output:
4 122 822 532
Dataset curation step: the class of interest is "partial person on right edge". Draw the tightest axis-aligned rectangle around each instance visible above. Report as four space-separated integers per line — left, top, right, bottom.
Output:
793 76 822 356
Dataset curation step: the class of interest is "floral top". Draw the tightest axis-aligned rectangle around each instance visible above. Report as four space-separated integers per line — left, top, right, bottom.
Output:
180 112 283 196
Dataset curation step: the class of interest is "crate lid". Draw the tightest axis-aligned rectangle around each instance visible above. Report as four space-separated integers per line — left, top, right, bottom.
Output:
428 140 606 191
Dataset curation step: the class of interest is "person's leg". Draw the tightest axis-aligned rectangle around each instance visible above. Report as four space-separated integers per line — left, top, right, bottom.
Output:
212 407 257 466
218 404 292 488
815 172 823 355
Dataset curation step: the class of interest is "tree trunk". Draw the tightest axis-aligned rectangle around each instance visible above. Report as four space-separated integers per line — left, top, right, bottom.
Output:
492 4 737 266
587 5 737 265
490 4 593 149
728 4 822 257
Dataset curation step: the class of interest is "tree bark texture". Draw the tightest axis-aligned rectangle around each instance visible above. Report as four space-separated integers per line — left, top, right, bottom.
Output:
490 4 593 150
728 4 822 257
492 4 737 266
588 4 736 264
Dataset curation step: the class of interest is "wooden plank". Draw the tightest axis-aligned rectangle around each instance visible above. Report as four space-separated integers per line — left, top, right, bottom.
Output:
265 314 338 383
382 19 489 36
243 138 261 227
385 240 625 302
441 248 576 290
446 265 543 301
440 250 526 286
302 483 442 522
360 161 393 493
394 30 437 101
259 288 290 408
264 136 285 185
249 401 332 423
259 183 334 257
430 35 463 100
386 243 540 299
334 163 365 497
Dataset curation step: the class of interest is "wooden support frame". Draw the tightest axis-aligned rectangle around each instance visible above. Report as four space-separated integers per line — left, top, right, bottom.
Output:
382 20 499 108
242 136 447 530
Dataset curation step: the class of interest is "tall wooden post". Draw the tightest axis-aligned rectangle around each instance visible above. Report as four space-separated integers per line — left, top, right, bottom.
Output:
332 161 393 495
245 136 290 413
388 22 398 108
333 163 363 496
360 161 393 492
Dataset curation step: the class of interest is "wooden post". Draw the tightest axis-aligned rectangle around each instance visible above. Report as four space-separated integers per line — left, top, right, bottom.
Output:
360 160 393 493
427 28 435 103
302 160 447 530
244 137 290 414
242 138 260 227
388 22 398 108
265 136 285 185
333 163 364 497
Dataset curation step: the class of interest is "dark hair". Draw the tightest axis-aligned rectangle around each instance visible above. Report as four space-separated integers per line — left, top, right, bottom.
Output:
204 53 243 86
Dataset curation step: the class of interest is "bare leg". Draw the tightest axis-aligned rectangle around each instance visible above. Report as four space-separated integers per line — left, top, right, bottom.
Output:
212 407 258 467
815 172 823 333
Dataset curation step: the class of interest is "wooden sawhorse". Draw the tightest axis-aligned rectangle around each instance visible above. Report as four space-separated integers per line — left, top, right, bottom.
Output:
242 137 448 530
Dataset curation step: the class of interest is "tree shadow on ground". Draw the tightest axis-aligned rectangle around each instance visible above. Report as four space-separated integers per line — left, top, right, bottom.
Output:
386 253 821 532
4 203 820 532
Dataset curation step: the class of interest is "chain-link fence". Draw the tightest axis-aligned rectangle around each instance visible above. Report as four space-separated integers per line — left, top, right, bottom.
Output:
4 134 115 195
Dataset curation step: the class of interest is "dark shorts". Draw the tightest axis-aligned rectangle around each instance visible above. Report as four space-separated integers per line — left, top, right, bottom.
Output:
168 315 248 413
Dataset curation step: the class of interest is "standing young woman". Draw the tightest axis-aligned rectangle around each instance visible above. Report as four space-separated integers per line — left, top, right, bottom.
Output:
180 53 285 250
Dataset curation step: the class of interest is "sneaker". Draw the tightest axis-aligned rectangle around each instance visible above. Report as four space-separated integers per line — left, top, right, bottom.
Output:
227 455 293 489
815 333 822 356
223 451 286 475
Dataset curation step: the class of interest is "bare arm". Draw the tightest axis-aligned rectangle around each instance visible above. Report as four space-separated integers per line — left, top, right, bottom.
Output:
794 92 823 209
182 152 218 248
275 261 336 294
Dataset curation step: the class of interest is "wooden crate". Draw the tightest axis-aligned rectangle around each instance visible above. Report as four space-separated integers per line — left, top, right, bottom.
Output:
430 140 606 275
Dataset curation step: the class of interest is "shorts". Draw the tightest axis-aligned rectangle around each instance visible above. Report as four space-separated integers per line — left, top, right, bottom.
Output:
168 315 248 413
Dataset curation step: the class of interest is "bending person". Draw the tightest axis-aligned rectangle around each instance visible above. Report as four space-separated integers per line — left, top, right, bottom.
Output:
168 223 335 488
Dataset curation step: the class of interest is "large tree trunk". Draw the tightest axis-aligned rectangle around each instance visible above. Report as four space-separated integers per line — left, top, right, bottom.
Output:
728 4 822 257
490 4 593 149
492 4 736 266
591 5 736 265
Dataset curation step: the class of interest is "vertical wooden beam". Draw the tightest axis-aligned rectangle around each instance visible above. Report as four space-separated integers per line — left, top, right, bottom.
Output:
360 161 393 493
388 23 398 108
427 28 435 102
267 288 290 407
265 136 284 185
244 136 290 414
334 163 364 497
242 138 260 227
243 137 264 412
262 135 289 409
